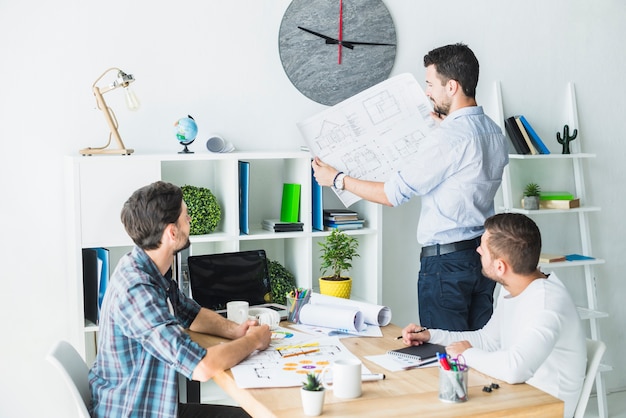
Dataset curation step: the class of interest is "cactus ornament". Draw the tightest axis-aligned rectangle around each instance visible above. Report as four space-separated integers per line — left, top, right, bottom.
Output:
557 124 578 154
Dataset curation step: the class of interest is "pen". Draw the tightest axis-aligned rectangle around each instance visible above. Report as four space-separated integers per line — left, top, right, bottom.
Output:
362 373 385 382
395 327 428 340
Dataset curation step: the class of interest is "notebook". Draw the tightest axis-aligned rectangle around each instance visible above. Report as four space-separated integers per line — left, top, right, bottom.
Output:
387 342 446 366
187 249 288 319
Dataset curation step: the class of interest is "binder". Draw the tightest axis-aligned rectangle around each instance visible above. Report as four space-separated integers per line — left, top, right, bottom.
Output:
239 161 250 234
82 248 99 325
312 168 323 231
280 183 301 223
95 247 110 319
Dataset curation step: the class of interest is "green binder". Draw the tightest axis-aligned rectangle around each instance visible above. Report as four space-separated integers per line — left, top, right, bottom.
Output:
280 183 301 223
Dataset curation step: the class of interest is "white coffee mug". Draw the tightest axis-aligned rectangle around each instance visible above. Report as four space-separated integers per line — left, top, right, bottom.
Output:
322 358 362 399
226 301 249 324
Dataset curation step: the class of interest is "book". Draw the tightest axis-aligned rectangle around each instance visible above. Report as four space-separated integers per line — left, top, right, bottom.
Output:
504 116 530 154
280 183 301 223
323 209 358 217
312 168 324 231
239 161 250 234
324 224 364 231
515 116 539 155
540 191 574 200
324 214 359 221
539 253 566 263
324 219 364 226
565 254 596 261
262 219 304 232
519 115 550 154
387 342 446 365
539 198 580 209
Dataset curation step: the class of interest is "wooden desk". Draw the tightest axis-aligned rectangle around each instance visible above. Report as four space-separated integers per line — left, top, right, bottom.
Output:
188 324 563 417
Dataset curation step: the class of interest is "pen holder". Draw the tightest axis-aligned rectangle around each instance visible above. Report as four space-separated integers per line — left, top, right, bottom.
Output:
286 294 309 323
438 367 468 403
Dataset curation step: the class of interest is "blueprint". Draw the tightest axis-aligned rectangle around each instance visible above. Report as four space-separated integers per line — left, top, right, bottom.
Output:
298 73 436 207
230 335 371 388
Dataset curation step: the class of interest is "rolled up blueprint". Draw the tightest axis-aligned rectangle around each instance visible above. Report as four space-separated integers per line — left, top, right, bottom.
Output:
298 304 366 332
310 292 392 326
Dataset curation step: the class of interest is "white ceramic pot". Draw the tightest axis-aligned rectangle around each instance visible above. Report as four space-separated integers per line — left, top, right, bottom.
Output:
300 387 325 416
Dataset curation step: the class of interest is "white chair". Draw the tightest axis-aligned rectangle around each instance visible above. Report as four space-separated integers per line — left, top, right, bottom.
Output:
46 341 91 418
573 338 606 418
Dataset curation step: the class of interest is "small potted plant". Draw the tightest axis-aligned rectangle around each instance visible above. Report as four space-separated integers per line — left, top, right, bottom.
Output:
318 228 359 299
300 372 325 416
522 182 541 210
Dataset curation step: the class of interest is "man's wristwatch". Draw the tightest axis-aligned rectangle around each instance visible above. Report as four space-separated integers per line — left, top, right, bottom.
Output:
333 172 347 190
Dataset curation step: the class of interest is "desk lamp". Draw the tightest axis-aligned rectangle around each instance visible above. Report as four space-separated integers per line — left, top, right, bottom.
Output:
80 67 139 155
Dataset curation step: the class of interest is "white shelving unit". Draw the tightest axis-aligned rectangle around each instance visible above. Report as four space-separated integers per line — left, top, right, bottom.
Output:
495 83 610 418
65 151 382 361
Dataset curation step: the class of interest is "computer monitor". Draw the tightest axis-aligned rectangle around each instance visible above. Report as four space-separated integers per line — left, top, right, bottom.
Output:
187 249 271 311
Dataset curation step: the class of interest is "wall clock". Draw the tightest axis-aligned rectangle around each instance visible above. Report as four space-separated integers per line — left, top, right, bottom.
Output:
279 0 397 106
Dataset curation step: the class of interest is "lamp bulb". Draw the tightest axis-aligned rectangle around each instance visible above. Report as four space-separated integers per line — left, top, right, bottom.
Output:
124 87 140 111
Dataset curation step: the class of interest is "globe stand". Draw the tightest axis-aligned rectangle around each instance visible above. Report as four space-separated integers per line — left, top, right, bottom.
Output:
178 140 195 154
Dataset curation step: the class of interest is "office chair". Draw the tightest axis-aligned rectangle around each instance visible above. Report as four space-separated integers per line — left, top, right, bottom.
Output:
573 338 606 418
46 341 91 418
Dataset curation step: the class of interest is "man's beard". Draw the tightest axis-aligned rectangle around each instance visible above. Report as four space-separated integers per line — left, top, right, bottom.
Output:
174 238 191 255
432 101 450 116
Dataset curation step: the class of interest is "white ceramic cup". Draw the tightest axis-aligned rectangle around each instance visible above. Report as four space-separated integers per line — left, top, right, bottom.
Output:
322 358 362 399
226 301 249 324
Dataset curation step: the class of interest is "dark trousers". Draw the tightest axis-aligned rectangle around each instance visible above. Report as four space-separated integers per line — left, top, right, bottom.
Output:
417 247 495 331
179 403 251 418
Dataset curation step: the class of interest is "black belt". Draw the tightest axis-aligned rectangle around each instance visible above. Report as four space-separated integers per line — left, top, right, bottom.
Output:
420 237 481 259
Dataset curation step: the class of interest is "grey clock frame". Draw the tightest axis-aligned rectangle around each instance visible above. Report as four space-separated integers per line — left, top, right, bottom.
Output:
279 0 397 106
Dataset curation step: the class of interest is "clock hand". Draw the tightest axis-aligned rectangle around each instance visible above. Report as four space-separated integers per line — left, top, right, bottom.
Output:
297 26 354 49
325 39 394 47
338 0 343 64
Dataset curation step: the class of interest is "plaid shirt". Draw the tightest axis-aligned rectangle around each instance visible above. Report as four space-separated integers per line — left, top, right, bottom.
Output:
89 246 206 417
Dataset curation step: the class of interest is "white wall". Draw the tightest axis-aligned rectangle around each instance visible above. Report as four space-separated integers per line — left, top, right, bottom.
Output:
1 1 624 416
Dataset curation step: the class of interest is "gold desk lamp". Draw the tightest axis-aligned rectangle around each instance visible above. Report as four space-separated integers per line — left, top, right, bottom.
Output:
80 67 139 155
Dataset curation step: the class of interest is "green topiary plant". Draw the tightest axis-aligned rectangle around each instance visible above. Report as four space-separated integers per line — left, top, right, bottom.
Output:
181 185 221 235
319 229 359 281
267 259 296 305
302 372 323 391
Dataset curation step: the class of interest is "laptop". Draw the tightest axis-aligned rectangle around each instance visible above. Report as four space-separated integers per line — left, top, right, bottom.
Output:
187 249 288 319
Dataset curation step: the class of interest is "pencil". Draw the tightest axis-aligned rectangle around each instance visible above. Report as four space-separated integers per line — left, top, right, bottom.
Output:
282 348 320 358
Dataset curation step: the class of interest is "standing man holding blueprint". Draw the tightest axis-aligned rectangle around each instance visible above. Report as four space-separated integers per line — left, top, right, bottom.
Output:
311 43 508 331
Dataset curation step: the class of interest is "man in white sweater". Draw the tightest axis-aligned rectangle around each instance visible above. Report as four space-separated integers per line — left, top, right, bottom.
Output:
400 213 586 417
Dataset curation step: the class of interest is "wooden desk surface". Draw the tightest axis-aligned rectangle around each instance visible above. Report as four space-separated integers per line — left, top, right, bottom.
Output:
189 324 563 418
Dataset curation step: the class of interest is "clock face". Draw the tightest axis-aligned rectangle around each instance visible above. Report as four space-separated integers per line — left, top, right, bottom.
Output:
279 0 397 106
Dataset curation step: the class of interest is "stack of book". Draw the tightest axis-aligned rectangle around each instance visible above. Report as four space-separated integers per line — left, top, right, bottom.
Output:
262 219 304 232
539 191 580 209
504 115 551 155
323 209 364 231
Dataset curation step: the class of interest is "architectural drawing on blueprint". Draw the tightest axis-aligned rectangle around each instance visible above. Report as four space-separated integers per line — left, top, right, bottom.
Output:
298 73 435 206
230 336 370 388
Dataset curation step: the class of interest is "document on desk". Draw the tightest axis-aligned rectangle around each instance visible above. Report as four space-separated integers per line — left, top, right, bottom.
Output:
297 73 436 207
231 336 372 388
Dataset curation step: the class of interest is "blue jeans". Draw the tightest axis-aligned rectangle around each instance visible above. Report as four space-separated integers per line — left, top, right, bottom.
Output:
418 247 495 331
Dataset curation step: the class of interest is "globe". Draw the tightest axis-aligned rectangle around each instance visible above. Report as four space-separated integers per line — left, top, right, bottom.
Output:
174 115 198 153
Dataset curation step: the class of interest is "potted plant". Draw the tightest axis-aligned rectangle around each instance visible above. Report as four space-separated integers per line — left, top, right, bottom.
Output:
300 372 325 416
181 185 222 235
267 259 296 305
318 228 359 299
522 182 541 210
